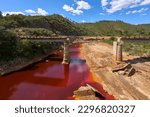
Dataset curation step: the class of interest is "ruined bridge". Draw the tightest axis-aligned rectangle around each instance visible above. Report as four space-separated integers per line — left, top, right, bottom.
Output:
19 36 76 42
121 36 150 42
19 36 81 64
19 36 150 63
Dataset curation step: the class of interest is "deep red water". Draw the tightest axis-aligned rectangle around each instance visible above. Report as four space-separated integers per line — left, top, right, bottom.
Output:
0 44 114 100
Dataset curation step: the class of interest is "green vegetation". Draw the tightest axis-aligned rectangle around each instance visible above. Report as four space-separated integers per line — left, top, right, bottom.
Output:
0 29 17 60
80 20 150 36
101 37 117 44
1 14 150 36
123 42 150 56
0 14 87 36
0 28 62 64
10 28 54 37
0 11 2 17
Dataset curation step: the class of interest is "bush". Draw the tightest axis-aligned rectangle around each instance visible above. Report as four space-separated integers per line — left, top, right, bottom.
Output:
0 29 17 60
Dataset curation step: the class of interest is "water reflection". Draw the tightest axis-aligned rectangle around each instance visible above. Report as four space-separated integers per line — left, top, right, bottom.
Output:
0 44 91 100
0 44 114 100
70 58 86 64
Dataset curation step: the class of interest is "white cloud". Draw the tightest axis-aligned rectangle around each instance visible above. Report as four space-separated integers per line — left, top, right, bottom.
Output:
99 13 105 15
25 8 48 16
106 0 141 13
63 0 91 15
37 8 48 16
76 0 91 10
63 4 83 15
2 8 48 16
81 20 86 23
25 9 36 14
142 13 147 15
102 0 150 13
2 11 24 16
126 7 148 14
138 7 149 12
140 0 150 5
63 5 74 12
101 0 108 7
60 14 65 17
72 9 83 15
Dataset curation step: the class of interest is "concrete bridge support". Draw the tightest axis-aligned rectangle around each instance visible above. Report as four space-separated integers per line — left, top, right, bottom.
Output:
116 43 123 61
113 41 118 60
62 41 70 64
113 41 123 62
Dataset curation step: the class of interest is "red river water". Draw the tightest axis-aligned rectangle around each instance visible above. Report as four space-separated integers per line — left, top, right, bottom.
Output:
0 44 114 100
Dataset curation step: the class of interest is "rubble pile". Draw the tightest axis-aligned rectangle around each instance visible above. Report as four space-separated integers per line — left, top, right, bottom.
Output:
112 62 135 76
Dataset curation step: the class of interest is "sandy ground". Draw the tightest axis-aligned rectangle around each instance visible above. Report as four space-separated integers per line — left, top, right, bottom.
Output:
82 42 150 100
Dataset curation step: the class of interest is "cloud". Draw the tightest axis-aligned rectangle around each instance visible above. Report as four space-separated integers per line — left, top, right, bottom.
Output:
76 0 91 10
140 0 150 5
101 0 108 7
99 13 105 15
63 5 74 12
63 4 83 15
37 8 48 16
142 13 147 15
81 20 86 23
101 0 150 13
25 9 36 14
25 8 48 16
106 0 141 13
2 11 24 16
60 14 65 17
126 7 148 14
2 8 48 16
63 0 91 15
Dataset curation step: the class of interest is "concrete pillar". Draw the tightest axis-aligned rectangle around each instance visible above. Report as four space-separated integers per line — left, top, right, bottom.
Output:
116 43 123 62
117 37 121 42
62 41 69 64
113 41 118 60
113 38 123 62
66 38 70 44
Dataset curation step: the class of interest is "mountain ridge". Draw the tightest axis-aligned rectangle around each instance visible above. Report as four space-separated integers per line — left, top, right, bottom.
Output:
0 14 150 36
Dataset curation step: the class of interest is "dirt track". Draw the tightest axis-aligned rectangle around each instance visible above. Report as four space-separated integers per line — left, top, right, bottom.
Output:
81 42 150 100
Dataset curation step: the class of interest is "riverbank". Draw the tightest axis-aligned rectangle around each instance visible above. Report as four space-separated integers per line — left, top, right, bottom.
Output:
0 43 98 100
81 42 150 100
0 49 62 76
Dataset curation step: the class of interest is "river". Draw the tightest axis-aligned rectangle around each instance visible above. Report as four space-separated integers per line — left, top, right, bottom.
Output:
0 44 114 100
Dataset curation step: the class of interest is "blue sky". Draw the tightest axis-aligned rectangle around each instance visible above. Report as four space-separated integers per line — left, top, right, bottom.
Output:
0 0 150 24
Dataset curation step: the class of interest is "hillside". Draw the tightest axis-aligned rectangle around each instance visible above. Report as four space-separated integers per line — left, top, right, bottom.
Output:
80 20 150 36
0 14 87 36
0 14 150 36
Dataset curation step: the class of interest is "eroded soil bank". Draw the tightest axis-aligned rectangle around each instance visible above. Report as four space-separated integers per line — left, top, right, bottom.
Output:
81 42 150 100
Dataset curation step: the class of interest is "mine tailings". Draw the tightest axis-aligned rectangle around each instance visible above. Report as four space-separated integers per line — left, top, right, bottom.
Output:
0 43 114 100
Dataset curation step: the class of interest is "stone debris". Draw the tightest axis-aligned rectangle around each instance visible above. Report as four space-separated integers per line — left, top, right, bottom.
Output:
73 84 105 100
112 62 135 76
